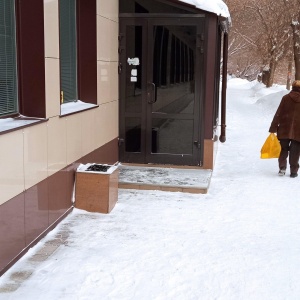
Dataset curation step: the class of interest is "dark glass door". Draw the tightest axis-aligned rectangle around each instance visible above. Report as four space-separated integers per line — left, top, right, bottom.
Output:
119 17 204 166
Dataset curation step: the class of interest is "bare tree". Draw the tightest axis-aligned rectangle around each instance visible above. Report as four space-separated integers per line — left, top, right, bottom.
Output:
245 0 291 86
225 0 263 80
291 19 300 79
225 0 293 86
282 0 300 80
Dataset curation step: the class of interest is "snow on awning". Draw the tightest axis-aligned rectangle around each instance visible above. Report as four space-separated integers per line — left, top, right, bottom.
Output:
177 0 230 19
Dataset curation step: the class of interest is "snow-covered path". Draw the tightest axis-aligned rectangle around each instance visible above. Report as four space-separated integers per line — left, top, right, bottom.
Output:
1 79 300 300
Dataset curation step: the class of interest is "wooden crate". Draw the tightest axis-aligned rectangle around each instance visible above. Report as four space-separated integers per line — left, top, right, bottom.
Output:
75 164 119 213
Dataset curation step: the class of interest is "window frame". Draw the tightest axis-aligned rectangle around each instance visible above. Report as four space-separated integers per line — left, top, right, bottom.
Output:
59 0 98 112
1 0 47 125
0 0 18 118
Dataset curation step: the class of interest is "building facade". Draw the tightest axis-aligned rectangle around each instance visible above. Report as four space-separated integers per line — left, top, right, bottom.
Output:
0 0 119 275
0 0 228 275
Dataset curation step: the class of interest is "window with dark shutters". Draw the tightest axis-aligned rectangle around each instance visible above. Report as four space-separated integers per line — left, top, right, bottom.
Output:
0 0 18 117
59 0 77 104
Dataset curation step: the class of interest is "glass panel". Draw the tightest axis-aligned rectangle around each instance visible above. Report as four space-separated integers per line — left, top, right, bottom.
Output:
175 38 180 83
60 0 77 103
125 118 141 152
152 26 196 114
170 35 176 85
0 0 18 117
125 25 142 113
152 119 193 154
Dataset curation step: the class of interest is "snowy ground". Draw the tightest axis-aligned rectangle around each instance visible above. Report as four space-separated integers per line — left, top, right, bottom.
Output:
1 79 300 300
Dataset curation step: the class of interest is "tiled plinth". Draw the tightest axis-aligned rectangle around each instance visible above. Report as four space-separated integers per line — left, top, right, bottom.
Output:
75 165 119 213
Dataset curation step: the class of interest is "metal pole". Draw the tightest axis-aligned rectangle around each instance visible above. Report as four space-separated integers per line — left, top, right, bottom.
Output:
219 32 228 143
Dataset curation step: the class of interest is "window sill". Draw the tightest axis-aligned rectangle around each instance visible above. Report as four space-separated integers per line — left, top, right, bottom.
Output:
0 116 48 135
60 100 98 117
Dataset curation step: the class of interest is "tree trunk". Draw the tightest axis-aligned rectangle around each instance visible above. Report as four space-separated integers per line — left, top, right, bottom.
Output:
261 58 277 88
287 54 293 90
286 36 293 90
266 59 277 88
291 22 300 80
262 68 270 86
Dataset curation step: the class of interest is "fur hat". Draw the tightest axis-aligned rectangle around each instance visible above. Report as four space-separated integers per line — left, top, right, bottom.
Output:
292 80 300 87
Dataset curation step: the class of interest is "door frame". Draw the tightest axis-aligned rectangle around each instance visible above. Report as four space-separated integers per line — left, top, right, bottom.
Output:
119 14 205 166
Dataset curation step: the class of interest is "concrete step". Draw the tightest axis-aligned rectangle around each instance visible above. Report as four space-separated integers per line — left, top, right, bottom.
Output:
118 164 212 194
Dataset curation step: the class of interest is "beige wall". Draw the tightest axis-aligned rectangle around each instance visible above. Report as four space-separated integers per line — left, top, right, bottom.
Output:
0 0 119 206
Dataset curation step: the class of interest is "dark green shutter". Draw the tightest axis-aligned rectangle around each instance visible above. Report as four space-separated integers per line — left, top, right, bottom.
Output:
0 0 18 117
59 0 77 103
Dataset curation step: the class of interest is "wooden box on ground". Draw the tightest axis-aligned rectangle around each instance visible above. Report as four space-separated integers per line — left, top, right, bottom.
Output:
75 164 119 214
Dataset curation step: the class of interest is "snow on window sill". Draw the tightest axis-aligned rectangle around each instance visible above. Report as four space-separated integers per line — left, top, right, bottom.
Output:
60 100 98 117
0 116 48 135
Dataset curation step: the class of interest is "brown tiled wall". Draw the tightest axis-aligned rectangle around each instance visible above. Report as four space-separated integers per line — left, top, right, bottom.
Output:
202 138 217 170
0 194 25 274
77 0 98 104
16 0 46 118
0 138 118 275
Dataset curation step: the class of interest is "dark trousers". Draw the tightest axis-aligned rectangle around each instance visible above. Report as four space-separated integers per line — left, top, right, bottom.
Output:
279 139 300 174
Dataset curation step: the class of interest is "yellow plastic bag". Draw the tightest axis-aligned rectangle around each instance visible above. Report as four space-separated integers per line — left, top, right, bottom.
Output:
260 133 281 159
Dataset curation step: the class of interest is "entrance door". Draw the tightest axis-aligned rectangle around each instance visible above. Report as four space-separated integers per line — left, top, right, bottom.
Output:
119 16 204 166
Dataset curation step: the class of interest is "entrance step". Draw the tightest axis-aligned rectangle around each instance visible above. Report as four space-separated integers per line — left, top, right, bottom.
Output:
118 164 212 194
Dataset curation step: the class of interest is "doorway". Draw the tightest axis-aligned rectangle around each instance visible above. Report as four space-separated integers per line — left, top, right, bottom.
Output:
119 16 205 166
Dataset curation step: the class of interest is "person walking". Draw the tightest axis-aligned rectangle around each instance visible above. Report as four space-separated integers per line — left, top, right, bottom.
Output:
269 80 300 178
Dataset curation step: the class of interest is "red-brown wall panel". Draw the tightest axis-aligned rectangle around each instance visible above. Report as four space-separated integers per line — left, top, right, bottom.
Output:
204 15 218 139
16 0 46 118
77 0 97 104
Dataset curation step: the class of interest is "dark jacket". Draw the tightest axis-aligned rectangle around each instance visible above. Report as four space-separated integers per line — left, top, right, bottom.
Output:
269 91 300 142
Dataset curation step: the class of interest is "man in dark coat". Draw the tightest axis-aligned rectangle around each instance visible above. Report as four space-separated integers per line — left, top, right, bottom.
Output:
269 80 300 178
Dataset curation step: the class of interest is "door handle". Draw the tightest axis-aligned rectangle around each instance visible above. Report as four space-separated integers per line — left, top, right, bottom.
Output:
148 83 157 104
118 63 122 74
153 83 157 103
151 83 157 104
194 141 201 149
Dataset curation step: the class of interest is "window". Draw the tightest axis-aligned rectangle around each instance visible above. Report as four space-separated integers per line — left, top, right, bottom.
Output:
59 0 77 104
0 0 18 117
59 0 97 112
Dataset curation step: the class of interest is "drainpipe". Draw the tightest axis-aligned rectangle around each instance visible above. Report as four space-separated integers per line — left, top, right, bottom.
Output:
219 31 228 143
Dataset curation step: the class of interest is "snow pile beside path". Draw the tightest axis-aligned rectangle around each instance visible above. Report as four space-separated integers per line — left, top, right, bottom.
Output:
252 82 287 99
227 78 288 110
227 78 256 89
228 79 286 94
255 90 289 116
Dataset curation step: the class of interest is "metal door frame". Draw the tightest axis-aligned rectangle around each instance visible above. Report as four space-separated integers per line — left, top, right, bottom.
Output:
119 15 205 166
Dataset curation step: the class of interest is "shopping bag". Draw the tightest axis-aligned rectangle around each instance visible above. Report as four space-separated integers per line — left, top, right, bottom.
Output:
260 133 281 159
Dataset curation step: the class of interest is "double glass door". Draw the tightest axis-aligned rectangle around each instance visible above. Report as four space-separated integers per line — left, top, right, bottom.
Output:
119 17 204 165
